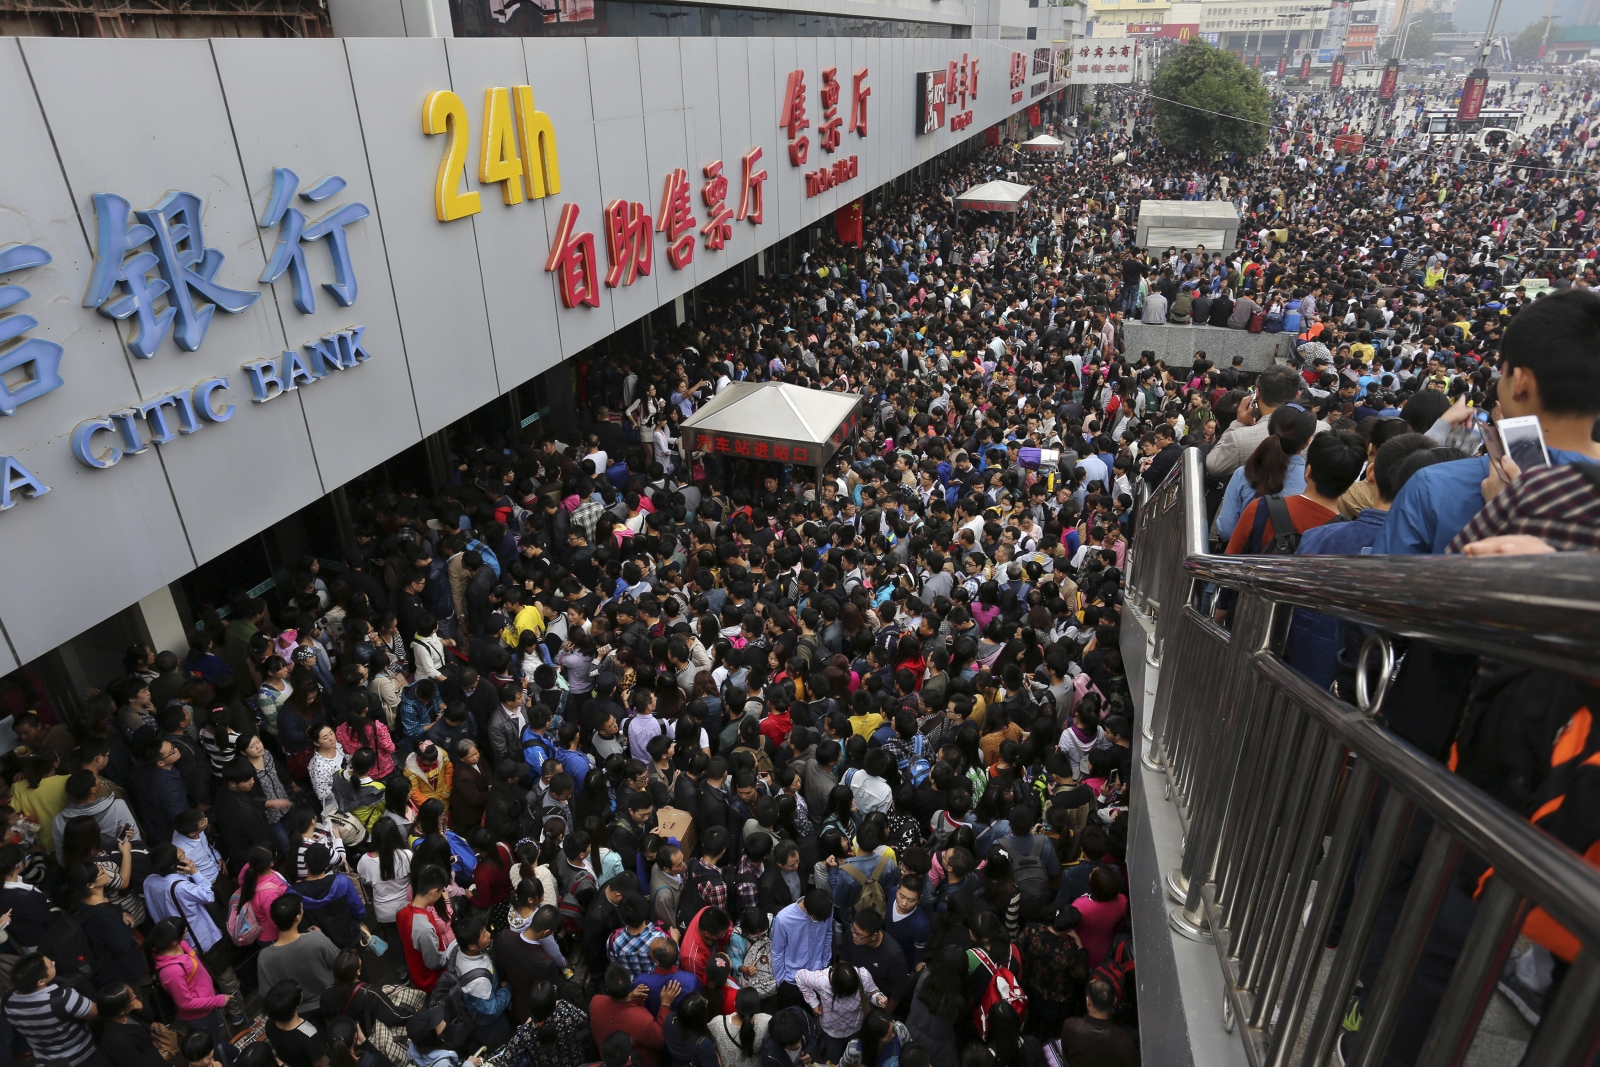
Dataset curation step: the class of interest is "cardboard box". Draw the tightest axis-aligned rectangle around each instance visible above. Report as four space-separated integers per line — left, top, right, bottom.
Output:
654 806 697 859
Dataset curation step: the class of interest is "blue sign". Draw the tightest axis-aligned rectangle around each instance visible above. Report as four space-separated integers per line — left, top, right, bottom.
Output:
0 169 377 491
0 244 65 416
1318 48 1336 63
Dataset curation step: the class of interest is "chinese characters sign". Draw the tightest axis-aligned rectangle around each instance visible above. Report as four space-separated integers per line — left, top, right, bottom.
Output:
1066 43 1138 85
1457 69 1489 121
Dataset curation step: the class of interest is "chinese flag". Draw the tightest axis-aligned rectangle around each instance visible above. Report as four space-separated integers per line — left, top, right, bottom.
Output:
985 125 1001 146
1027 105 1042 127
835 199 864 247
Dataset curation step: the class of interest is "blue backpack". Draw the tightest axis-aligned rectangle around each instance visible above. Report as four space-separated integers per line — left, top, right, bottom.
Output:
901 733 932 788
465 539 500 579
522 726 557 778
1284 309 1303 335
1263 311 1286 334
444 829 478 880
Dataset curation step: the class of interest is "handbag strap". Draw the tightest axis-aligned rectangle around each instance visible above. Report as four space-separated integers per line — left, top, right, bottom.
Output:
343 982 366 1017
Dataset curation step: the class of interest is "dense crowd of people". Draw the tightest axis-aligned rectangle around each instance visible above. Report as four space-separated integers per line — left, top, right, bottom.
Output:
0 57 1598 1067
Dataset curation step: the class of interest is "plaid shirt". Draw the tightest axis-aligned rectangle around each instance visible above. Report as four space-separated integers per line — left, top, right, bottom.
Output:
607 922 669 979
570 499 605 543
733 857 764 912
688 858 728 911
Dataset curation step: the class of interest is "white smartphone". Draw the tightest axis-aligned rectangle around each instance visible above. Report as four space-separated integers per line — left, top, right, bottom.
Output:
1495 415 1551 470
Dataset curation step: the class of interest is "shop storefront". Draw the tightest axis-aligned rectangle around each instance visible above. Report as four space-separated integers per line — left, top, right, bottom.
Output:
0 33 1056 714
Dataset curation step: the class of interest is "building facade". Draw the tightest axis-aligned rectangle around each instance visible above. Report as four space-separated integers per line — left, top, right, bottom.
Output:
0 19 1070 708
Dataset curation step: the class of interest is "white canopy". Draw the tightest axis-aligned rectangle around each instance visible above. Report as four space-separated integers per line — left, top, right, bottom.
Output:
681 381 863 469
955 180 1033 213
1020 134 1065 152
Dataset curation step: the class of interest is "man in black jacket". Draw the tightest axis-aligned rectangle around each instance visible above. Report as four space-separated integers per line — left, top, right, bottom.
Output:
0 843 59 951
211 762 275 873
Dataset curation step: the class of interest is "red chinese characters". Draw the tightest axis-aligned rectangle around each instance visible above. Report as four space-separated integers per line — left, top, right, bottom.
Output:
657 168 696 270
819 67 843 153
946 53 975 111
701 160 735 251
544 202 600 309
603 198 652 289
738 147 767 224
848 67 871 137
780 70 811 166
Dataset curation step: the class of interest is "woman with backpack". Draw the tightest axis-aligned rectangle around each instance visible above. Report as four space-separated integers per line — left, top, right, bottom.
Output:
233 846 290 946
319 949 425 1067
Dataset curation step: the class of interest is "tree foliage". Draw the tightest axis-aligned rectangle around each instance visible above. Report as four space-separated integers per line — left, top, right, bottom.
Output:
1512 18 1553 64
1150 41 1271 158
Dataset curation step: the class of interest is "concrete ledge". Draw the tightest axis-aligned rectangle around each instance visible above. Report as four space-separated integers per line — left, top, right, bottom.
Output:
1124 322 1292 373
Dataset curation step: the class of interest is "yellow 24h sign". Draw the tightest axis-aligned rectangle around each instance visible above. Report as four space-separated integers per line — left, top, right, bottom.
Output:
423 86 561 222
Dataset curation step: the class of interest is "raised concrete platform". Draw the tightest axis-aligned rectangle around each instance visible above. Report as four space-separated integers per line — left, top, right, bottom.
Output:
1123 322 1292 373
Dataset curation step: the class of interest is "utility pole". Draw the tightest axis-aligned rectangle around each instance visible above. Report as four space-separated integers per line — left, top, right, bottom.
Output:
1455 0 1506 162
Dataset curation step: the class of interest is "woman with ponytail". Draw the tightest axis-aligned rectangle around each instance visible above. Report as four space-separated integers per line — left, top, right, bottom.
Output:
1216 403 1317 540
710 986 770 1067
485 980 591 1067
237 845 290 943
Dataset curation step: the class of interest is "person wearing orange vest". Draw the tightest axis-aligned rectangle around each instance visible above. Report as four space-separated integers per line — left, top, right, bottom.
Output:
397 866 455 993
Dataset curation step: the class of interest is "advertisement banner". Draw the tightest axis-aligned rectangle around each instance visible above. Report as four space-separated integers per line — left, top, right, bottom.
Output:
1277 56 1287 76
1324 0 1352 57
1331 57 1346 87
1378 58 1399 99
1458 68 1489 120
1063 40 1139 84
1300 54 1312 79
1345 24 1378 50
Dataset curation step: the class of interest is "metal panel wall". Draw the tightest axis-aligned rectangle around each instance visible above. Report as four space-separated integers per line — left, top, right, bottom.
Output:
0 34 1043 670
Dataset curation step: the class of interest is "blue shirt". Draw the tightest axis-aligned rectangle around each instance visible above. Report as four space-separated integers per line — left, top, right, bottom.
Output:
1288 508 1389 692
1371 450 1597 555
1217 455 1307 540
144 872 222 952
636 967 700 1015
173 831 222 886
886 903 932 967
770 901 832 986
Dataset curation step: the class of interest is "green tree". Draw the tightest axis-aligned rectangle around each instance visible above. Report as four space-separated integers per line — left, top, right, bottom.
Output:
1150 40 1271 157
1512 18 1553 63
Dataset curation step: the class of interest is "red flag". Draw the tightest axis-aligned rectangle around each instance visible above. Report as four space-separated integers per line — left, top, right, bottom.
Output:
835 199 863 247
1027 104 1042 127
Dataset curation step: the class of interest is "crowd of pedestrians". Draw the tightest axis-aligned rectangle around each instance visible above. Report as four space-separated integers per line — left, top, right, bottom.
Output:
1 62 1598 1067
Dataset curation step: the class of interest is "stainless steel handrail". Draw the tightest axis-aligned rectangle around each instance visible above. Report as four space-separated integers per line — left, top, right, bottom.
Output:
1136 446 1600 1067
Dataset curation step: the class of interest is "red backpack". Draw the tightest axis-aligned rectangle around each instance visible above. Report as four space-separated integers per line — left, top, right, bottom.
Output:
971 945 1028 1037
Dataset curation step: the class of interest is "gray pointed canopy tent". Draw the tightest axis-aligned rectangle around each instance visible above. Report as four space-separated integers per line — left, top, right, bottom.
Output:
680 381 865 495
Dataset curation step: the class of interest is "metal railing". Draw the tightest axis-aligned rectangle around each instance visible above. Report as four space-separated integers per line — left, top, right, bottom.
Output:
1128 446 1600 1067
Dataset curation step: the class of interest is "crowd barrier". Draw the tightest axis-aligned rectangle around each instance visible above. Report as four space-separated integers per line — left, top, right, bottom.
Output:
1124 447 1600 1067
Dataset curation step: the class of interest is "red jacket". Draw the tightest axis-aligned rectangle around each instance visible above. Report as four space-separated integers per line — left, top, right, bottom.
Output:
396 903 452 992
678 907 731 984
589 994 672 1067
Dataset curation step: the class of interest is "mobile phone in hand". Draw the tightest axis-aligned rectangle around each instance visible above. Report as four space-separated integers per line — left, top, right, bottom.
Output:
1495 415 1551 470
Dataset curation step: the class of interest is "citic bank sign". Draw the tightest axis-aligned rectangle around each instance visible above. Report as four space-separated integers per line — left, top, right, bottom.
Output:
423 66 870 311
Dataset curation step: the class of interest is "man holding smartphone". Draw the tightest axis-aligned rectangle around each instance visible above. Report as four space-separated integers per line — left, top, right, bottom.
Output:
1374 289 1600 555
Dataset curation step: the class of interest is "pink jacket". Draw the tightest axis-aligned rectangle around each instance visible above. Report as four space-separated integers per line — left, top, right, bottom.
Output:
155 942 229 1020
239 866 291 943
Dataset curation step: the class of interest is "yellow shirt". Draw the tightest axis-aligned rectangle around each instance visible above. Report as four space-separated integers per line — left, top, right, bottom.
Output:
11 775 69 850
849 712 885 740
1350 342 1375 365
504 603 546 647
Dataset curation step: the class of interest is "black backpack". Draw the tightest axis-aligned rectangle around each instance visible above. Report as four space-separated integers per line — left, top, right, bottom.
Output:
677 862 725 928
1243 494 1303 555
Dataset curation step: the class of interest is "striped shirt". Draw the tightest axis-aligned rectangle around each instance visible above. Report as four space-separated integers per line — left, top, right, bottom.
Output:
5 983 96 1066
1449 463 1600 553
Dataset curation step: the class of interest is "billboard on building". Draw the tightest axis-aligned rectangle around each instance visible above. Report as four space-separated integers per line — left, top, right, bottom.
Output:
1061 40 1139 83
